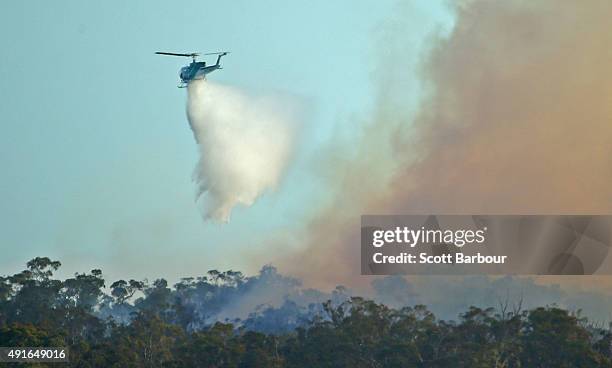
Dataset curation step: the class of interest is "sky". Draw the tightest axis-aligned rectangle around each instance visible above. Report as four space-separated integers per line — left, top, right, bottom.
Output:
0 1 453 283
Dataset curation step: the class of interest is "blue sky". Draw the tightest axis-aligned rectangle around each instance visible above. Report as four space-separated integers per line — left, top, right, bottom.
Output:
0 0 452 282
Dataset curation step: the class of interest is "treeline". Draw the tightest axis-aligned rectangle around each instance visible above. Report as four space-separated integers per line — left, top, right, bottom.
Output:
1 257 611 367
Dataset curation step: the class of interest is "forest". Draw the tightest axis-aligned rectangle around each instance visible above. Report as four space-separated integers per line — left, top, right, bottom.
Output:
1 257 611 367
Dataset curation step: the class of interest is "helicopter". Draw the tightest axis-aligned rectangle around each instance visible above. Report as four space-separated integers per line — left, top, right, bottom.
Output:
156 51 229 88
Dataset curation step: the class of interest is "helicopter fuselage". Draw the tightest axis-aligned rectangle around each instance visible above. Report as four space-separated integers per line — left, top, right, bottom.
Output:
179 61 221 85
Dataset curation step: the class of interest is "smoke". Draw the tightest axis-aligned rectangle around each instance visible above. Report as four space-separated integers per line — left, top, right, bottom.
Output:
208 272 612 328
274 0 612 288
186 79 296 222
371 275 612 323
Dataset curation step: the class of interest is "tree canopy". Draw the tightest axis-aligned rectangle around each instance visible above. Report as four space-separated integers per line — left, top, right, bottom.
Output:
0 257 610 367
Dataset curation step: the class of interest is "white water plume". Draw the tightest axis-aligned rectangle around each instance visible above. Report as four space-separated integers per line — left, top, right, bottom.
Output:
186 79 296 222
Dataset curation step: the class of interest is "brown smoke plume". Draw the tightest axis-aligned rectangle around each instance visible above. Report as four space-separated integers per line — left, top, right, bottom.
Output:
275 0 612 289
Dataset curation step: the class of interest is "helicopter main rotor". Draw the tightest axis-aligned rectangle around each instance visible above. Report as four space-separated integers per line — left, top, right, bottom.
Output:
156 51 229 62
